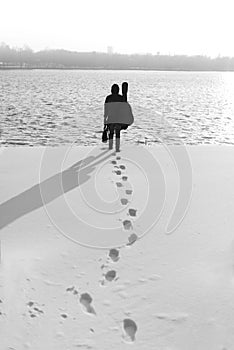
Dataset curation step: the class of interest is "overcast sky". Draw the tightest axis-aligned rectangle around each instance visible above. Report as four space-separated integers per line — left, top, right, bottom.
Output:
1 0 233 57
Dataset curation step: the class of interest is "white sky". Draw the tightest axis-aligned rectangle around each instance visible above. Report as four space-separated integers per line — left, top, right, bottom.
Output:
0 0 234 57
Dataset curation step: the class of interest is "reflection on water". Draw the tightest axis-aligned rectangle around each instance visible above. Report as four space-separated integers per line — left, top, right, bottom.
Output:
0 69 234 146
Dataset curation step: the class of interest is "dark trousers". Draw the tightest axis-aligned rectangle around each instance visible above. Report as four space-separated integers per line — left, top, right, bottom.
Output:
108 123 122 139
107 123 124 151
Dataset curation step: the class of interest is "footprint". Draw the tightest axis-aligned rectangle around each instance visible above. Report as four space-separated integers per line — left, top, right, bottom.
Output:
116 182 123 188
66 285 75 292
121 198 128 205
122 176 128 181
116 156 121 160
125 189 132 195
129 208 137 217
33 307 44 314
123 220 133 230
115 170 121 175
127 233 138 245
105 270 117 282
109 248 120 262
119 165 126 170
27 301 44 318
111 160 117 164
101 263 108 269
122 318 138 342
66 286 79 295
80 293 96 315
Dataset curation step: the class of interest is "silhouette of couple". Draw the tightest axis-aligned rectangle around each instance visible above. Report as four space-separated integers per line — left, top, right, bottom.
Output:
104 82 134 152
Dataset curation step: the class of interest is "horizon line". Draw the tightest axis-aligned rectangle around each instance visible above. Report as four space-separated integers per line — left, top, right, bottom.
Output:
1 43 234 59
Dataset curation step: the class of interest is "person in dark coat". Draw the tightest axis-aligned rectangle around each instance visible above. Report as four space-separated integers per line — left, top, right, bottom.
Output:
104 83 134 152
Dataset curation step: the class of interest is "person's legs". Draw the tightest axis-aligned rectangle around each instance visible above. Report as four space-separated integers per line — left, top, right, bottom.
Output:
108 124 114 150
115 124 121 152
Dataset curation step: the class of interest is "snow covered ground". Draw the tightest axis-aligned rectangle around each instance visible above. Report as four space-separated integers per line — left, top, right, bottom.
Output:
0 145 234 350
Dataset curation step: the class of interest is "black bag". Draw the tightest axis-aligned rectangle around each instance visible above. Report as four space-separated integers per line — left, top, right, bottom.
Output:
102 125 108 143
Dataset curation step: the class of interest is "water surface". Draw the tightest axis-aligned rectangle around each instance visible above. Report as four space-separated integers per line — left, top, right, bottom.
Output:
1 69 234 146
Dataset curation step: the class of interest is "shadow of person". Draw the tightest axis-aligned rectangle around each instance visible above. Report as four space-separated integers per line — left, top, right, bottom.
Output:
0 149 112 230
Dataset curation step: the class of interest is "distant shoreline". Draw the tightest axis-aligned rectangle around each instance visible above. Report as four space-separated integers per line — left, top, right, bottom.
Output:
2 45 234 72
1 66 234 72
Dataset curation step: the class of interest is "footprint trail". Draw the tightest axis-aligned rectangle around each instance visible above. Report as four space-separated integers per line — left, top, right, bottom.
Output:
99 152 140 342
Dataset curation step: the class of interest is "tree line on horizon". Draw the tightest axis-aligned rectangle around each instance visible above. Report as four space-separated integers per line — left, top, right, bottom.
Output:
1 43 234 71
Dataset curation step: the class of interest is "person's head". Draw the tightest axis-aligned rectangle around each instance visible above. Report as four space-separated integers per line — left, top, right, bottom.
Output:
111 84 119 94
